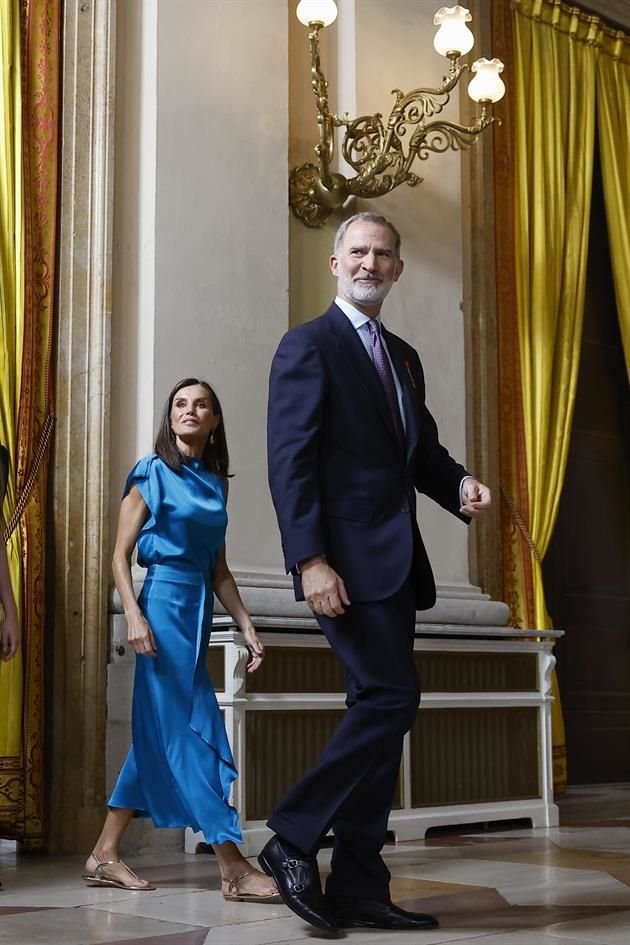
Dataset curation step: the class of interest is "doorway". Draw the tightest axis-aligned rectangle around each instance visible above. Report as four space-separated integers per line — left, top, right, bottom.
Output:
543 146 630 784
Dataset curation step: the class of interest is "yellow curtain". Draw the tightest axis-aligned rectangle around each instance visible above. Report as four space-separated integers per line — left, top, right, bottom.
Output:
0 0 25 814
513 0 601 791
0 0 60 847
597 39 630 381
514 1 598 621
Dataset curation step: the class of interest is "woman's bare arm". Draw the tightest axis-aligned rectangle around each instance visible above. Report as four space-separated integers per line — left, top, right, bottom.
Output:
112 487 157 656
213 544 264 672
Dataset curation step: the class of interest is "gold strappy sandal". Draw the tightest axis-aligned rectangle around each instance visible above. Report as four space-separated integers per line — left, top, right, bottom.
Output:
222 868 279 902
82 852 155 890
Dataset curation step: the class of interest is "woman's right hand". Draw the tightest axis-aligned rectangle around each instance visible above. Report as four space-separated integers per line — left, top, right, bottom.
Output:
127 611 157 657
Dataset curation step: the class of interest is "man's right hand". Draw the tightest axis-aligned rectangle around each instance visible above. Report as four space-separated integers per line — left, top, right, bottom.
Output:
300 556 350 618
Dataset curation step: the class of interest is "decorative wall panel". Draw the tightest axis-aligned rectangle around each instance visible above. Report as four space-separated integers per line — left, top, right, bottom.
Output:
246 647 345 693
410 707 539 807
418 652 538 692
245 710 344 820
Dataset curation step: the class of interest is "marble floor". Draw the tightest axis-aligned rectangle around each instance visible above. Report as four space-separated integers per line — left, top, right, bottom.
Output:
2 785 630 945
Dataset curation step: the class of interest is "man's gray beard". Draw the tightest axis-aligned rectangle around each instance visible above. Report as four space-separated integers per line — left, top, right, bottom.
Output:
338 272 391 307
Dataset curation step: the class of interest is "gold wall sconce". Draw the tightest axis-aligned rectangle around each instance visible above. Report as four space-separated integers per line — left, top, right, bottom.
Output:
290 1 505 227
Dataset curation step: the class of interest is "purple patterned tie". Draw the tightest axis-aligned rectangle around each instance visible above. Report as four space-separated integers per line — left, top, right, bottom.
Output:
367 319 404 442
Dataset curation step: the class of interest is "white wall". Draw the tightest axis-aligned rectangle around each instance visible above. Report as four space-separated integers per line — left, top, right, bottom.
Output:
112 0 288 574
111 0 473 591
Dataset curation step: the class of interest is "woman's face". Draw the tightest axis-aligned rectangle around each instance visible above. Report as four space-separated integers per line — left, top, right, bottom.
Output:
169 384 218 448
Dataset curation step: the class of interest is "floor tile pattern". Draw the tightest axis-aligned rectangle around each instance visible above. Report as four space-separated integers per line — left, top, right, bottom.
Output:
1 784 629 944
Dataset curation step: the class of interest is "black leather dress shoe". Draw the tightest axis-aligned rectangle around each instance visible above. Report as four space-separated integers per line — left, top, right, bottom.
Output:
328 897 439 930
258 835 339 933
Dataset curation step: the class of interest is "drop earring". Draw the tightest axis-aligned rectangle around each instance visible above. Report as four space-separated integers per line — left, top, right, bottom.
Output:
210 431 215 445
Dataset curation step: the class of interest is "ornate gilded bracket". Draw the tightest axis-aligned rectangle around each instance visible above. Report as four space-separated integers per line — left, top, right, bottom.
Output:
290 6 504 228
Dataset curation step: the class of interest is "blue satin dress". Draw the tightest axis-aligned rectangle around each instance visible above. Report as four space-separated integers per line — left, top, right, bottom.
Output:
108 453 242 844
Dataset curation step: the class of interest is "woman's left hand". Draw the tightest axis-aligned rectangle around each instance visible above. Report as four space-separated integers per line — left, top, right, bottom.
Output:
241 625 264 673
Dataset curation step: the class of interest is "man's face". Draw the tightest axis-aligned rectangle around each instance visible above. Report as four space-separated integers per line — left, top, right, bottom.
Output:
330 221 404 315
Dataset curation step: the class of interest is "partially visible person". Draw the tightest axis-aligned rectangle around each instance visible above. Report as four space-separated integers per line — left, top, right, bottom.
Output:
0 444 20 893
0 445 20 663
83 379 277 900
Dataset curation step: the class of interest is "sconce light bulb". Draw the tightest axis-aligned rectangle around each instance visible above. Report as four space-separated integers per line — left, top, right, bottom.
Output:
468 57 506 103
433 5 474 57
296 0 338 27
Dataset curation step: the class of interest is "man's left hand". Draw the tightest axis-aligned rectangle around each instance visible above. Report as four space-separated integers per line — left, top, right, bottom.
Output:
460 478 492 518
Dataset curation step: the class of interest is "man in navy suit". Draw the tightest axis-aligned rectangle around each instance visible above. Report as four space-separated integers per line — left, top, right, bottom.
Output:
260 212 491 933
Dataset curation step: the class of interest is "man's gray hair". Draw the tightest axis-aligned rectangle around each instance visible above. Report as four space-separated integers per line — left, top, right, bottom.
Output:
333 212 402 258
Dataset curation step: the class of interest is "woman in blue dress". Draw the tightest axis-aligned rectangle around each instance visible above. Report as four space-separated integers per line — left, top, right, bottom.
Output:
83 379 277 899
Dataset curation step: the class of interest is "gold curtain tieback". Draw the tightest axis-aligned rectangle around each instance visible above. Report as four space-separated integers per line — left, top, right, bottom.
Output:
499 479 542 563
2 413 55 543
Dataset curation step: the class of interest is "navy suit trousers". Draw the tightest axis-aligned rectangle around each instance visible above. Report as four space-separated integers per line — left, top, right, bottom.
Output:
267 578 419 902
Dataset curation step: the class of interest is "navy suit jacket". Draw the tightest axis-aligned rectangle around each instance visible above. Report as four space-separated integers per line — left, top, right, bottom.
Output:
267 303 470 610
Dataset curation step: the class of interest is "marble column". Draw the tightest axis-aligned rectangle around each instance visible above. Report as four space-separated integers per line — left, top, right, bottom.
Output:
49 0 115 854
460 0 503 601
